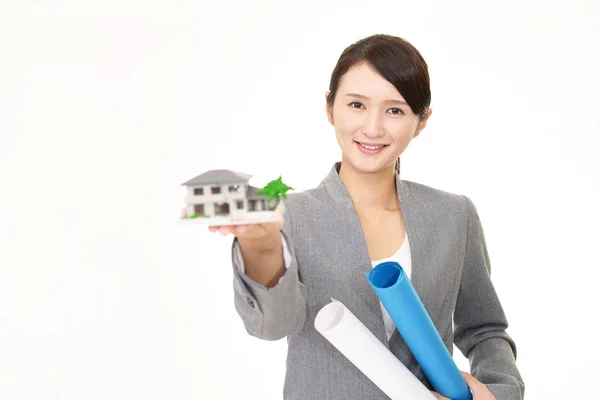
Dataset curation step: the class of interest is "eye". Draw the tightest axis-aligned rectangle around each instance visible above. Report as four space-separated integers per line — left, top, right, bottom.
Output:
349 102 364 109
388 108 404 115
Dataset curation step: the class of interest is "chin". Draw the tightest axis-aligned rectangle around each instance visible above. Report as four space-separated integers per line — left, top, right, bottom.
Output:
344 157 391 174
341 143 397 174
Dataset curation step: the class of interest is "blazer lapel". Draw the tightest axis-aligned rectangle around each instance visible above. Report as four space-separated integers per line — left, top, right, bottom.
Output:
397 184 424 303
319 162 416 349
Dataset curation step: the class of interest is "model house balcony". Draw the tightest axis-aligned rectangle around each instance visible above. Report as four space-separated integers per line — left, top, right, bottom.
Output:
185 184 247 204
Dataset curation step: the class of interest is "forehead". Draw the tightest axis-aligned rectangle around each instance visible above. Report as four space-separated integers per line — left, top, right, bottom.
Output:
338 62 405 101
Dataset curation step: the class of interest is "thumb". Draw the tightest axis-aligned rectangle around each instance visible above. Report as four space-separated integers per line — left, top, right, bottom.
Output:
461 371 476 384
460 371 480 396
431 391 451 400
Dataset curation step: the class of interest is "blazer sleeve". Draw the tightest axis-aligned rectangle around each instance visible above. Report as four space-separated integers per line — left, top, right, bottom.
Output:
230 212 307 341
453 196 525 400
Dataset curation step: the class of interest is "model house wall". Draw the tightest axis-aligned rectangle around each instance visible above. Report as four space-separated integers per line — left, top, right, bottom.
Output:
185 182 249 218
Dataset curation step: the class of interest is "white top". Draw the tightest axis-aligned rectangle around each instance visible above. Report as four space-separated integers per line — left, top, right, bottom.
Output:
371 232 411 342
237 232 411 342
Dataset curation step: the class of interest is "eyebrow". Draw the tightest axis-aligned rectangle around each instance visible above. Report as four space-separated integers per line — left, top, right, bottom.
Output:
345 93 408 105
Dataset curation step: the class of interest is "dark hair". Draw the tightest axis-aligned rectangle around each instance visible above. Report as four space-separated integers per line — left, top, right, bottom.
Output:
326 34 431 175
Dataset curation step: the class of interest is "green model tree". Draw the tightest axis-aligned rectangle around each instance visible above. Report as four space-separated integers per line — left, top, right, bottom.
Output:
257 175 293 210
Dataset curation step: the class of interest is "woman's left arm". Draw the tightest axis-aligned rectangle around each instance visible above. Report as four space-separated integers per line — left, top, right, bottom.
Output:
452 196 525 400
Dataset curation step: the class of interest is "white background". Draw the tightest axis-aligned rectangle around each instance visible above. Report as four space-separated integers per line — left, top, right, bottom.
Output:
1 1 599 399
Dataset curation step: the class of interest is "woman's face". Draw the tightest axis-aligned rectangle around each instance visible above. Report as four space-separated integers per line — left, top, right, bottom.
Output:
326 62 431 174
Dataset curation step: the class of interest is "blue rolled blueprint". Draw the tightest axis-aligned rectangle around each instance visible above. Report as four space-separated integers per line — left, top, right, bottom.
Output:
366 261 472 400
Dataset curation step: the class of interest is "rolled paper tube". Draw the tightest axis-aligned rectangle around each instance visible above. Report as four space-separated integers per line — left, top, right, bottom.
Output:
366 262 472 400
314 298 436 400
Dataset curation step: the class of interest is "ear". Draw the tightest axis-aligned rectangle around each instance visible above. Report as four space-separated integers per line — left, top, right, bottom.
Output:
413 108 432 139
325 91 334 125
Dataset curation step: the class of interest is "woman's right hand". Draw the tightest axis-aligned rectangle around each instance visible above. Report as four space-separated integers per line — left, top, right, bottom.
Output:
209 218 286 287
208 216 283 252
209 216 285 287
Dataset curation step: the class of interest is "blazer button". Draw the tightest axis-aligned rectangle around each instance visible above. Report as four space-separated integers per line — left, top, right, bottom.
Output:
247 297 255 308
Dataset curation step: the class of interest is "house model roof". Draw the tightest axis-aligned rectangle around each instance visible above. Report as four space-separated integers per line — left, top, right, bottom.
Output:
182 169 252 186
246 185 267 198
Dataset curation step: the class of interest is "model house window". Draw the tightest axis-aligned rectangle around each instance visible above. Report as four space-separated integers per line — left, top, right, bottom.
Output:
237 201 244 209
211 186 221 194
194 188 204 195
229 185 241 192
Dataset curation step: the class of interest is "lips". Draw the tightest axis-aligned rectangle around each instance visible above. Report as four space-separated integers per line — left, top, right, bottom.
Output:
358 143 385 150
355 141 389 149
355 141 389 155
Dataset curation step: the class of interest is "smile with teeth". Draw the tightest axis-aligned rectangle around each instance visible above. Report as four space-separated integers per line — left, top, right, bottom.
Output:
355 141 389 152
360 143 385 150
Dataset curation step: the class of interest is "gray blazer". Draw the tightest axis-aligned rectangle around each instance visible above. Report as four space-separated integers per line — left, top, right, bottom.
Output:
231 162 524 399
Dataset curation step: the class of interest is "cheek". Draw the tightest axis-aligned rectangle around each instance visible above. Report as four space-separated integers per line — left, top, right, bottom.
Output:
388 120 417 141
337 123 356 137
334 109 361 136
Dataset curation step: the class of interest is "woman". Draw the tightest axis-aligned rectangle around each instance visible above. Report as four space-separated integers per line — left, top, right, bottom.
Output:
210 34 524 399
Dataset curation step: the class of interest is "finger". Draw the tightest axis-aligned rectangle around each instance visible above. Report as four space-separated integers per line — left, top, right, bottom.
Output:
208 225 220 232
218 226 231 235
431 392 451 400
234 224 249 234
460 371 476 387
460 371 483 397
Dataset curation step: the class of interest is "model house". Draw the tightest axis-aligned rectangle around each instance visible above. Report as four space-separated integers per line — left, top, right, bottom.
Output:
181 169 271 219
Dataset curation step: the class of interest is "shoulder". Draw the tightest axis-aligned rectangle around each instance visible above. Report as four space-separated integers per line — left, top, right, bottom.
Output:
402 179 476 218
278 186 339 243
281 185 332 212
279 186 338 234
280 179 479 223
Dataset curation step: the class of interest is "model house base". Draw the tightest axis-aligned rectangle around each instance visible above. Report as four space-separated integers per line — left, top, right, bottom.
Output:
180 201 285 226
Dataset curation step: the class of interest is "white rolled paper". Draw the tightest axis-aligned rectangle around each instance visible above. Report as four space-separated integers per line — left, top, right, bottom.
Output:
314 299 436 400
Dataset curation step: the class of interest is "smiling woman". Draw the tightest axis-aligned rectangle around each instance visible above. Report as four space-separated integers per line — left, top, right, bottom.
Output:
213 33 524 400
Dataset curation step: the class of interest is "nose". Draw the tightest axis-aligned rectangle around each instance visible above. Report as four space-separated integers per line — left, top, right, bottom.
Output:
362 110 384 138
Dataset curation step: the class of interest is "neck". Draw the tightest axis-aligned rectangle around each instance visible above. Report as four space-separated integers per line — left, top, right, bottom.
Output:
338 160 399 210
